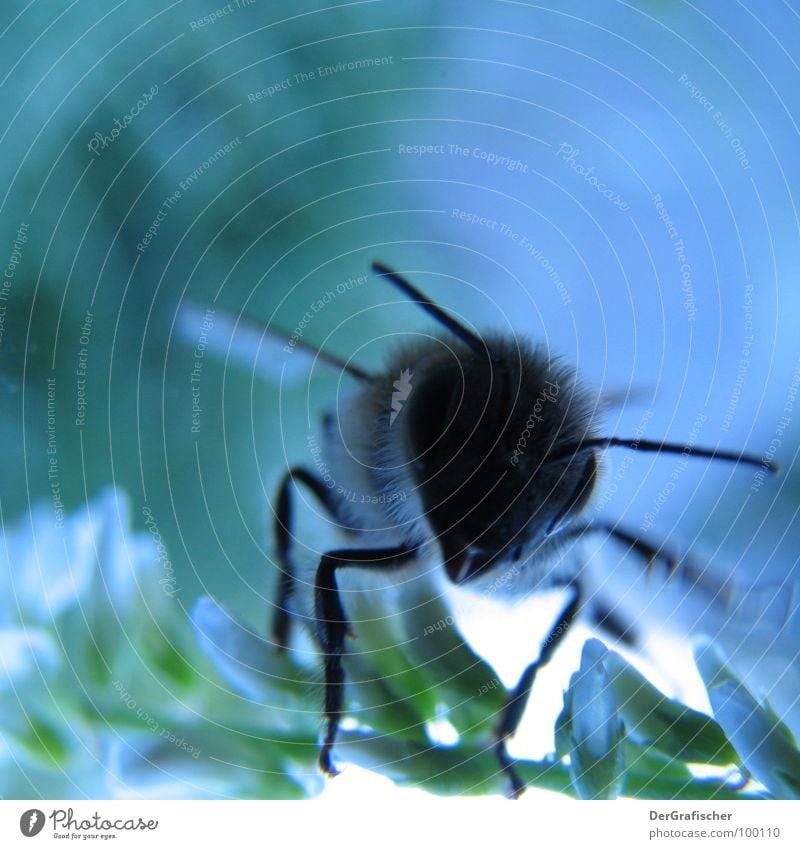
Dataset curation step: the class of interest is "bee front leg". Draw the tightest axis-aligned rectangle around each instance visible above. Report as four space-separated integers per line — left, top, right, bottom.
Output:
494 583 582 799
272 467 342 649
313 551 355 777
313 545 418 777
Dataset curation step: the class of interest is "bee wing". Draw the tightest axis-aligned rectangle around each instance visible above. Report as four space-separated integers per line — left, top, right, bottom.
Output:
598 386 652 410
176 303 372 385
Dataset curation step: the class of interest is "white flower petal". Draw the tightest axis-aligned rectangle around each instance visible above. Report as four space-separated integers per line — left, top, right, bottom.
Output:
92 488 139 608
571 639 617 759
563 639 625 799
104 738 233 800
0 627 60 687
2 504 95 625
191 597 282 702
695 643 800 799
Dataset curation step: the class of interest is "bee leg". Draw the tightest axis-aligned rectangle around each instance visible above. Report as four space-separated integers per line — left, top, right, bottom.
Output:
494 583 582 799
589 522 679 578
314 545 418 778
272 467 342 649
590 603 638 648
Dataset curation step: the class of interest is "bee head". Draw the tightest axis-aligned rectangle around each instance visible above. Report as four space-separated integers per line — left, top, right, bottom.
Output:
402 336 598 584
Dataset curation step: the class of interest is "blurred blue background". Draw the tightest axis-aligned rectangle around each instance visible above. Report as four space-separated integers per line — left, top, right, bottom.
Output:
1 0 798 798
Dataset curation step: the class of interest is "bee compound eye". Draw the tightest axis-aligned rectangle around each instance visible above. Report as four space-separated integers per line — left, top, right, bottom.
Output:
546 454 598 535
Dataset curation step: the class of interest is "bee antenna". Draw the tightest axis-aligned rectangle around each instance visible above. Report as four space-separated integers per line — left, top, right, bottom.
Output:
549 436 780 475
371 262 500 363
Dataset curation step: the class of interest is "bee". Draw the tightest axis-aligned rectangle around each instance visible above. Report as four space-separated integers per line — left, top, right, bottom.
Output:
265 262 777 798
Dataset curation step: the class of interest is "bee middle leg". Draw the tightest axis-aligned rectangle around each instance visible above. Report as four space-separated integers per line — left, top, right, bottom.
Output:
493 582 582 799
314 544 418 777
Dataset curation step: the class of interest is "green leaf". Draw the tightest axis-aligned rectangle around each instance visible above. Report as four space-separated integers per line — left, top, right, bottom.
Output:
622 746 763 800
603 650 737 766
336 729 573 797
20 717 70 765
